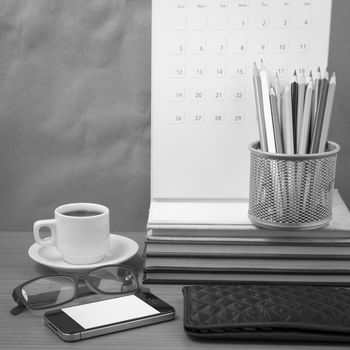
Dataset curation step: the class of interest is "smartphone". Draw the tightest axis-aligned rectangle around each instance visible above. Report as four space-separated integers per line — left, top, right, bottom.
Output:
44 291 175 341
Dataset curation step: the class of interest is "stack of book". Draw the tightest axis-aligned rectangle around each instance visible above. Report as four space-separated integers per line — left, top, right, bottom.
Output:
143 191 350 284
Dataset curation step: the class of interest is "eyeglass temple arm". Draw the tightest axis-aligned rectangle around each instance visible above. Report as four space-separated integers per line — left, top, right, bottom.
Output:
10 302 26 315
10 289 26 315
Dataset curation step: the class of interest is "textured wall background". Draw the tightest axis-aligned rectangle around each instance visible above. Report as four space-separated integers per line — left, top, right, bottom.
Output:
0 0 348 232
0 0 151 232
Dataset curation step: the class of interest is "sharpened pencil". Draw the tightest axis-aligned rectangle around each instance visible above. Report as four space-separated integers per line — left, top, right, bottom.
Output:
282 84 294 154
252 62 268 151
298 79 314 154
311 67 322 139
274 73 282 123
259 60 277 153
310 69 329 153
296 73 306 146
318 72 336 153
270 86 283 154
291 70 298 153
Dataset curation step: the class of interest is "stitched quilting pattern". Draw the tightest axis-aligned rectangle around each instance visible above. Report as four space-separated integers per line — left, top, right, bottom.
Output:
186 284 350 328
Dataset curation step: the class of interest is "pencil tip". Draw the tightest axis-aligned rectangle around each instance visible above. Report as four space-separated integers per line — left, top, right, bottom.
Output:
259 59 266 71
331 72 336 82
293 70 297 75
317 66 321 72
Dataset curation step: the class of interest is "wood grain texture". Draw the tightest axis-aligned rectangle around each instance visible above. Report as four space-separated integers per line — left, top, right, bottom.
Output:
0 231 346 349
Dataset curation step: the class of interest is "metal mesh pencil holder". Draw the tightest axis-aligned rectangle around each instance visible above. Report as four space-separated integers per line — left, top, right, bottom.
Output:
248 141 340 230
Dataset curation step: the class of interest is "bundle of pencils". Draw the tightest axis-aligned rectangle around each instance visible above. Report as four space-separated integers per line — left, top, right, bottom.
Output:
253 61 336 155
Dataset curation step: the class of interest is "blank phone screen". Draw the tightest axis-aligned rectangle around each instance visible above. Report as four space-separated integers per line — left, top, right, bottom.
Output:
62 295 160 329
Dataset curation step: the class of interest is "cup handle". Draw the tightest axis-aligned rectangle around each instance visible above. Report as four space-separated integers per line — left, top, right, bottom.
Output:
33 219 56 246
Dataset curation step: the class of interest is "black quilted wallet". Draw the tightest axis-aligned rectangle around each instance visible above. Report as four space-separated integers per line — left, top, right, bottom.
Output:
182 284 350 342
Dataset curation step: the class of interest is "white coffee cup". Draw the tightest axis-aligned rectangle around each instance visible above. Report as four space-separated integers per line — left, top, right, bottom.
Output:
33 203 110 265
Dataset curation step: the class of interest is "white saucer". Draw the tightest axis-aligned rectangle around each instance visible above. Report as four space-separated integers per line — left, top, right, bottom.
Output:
28 234 139 272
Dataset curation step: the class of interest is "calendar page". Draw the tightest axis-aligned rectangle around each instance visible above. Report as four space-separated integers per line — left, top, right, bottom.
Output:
151 0 332 220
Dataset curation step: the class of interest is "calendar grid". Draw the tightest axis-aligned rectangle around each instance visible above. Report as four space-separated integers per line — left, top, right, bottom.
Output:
151 0 332 200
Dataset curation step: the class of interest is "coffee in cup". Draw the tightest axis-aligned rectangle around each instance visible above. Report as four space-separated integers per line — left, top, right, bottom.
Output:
33 203 110 265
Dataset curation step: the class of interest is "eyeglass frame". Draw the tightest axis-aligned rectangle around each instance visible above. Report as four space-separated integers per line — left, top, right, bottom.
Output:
11 264 143 315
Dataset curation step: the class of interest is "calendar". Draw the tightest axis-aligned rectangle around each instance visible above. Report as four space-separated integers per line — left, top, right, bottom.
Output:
149 0 332 225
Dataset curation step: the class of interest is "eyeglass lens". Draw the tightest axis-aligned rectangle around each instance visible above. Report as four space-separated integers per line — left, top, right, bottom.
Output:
88 266 138 293
21 276 75 309
18 266 138 311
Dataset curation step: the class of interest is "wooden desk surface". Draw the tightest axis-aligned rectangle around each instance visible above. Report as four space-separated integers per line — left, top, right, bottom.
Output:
0 231 346 350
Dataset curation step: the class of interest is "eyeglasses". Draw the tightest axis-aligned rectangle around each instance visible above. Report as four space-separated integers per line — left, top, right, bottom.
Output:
11 265 140 315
